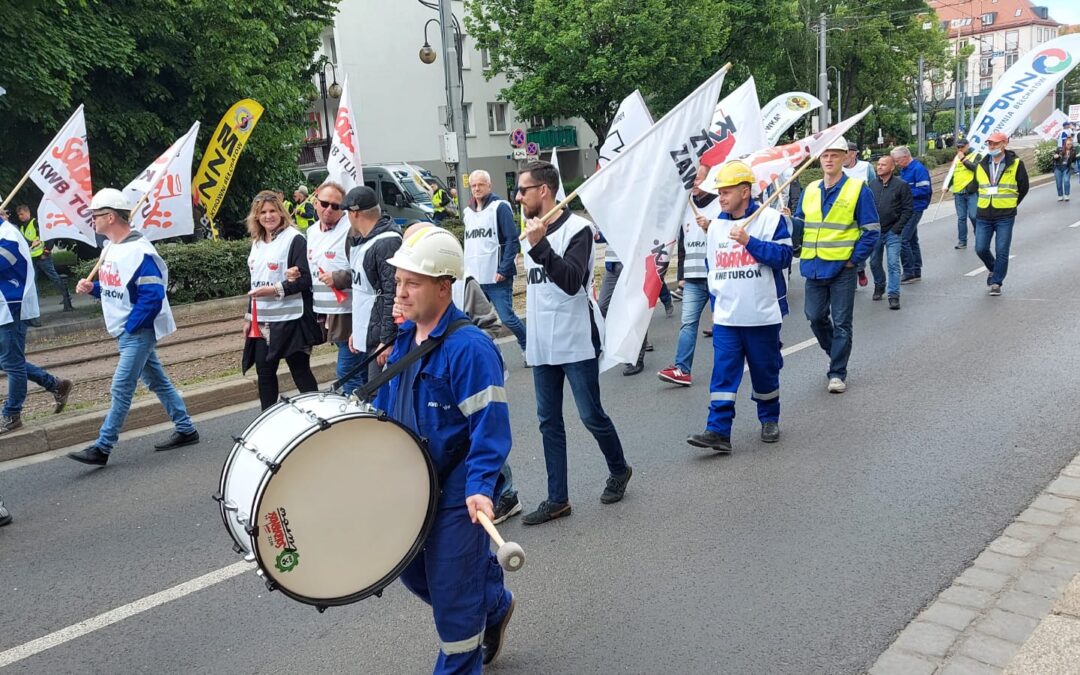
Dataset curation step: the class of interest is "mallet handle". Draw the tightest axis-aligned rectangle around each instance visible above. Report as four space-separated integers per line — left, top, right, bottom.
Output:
476 511 506 547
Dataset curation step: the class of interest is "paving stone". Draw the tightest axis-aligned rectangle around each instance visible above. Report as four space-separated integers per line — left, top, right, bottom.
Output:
956 566 1012 593
974 550 1026 575
1062 463 1080 478
988 536 1036 559
1030 494 1077 514
918 601 979 631
868 647 938 675
1028 556 1080 582
1014 571 1071 599
941 585 996 610
1015 508 1066 527
1058 526 1080 543
975 609 1041 644
1039 537 1080 563
1052 573 1080 618
1047 476 1080 499
892 620 960 658
997 589 1058 619
939 655 1003 675
1002 522 1056 546
958 633 1022 668
1003 616 1080 674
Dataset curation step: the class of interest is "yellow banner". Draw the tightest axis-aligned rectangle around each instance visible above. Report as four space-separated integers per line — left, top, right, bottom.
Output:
193 99 263 221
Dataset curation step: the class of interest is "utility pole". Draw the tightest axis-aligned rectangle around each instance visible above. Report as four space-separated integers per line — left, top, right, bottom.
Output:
818 12 830 127
439 0 470 205
916 54 925 154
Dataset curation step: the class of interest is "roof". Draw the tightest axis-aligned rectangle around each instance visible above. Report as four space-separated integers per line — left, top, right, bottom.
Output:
929 0 1061 38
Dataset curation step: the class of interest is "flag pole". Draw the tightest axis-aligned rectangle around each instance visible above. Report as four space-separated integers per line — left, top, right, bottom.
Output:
928 155 959 223
0 172 35 213
731 152 820 231
1 105 85 212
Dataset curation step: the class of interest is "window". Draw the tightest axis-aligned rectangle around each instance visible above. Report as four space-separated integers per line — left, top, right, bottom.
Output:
481 48 490 69
381 180 404 206
1014 8 1022 16
1005 52 1018 69
487 102 508 133
933 84 944 99
980 35 993 53
950 18 972 28
530 115 553 129
980 12 995 26
980 56 993 76
459 35 471 69
328 35 338 64
980 76 992 92
461 103 473 135
1005 30 1018 51
305 112 322 142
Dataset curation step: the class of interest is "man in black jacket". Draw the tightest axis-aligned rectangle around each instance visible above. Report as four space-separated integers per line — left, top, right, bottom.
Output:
975 132 1029 296
868 155 912 309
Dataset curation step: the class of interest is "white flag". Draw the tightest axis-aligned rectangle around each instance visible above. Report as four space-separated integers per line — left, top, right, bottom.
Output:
597 90 654 167
700 77 768 169
327 77 363 192
549 147 567 201
761 92 823 146
29 106 95 245
575 66 728 371
1034 109 1069 141
123 122 200 241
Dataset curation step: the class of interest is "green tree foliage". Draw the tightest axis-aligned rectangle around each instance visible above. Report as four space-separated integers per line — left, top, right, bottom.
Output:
0 0 336 231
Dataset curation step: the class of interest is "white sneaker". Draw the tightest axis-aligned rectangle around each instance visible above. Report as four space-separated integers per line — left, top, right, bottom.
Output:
827 377 846 394
1059 196 1065 201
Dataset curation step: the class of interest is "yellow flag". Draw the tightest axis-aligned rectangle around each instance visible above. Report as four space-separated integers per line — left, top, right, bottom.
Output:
193 99 263 221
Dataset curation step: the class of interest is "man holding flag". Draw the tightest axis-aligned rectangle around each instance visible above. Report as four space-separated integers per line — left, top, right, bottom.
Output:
795 137 880 393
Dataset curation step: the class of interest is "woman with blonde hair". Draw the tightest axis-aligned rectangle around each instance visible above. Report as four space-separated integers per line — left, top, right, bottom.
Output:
242 190 322 409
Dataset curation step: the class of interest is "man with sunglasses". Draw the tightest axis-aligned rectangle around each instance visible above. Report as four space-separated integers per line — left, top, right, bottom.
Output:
517 161 633 526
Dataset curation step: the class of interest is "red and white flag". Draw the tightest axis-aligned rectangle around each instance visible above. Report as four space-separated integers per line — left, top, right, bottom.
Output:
327 77 363 192
699 77 767 168
123 122 200 241
31 106 95 246
574 66 728 371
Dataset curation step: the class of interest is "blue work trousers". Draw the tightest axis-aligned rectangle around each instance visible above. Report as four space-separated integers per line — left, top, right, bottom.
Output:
900 210 924 277
707 323 783 436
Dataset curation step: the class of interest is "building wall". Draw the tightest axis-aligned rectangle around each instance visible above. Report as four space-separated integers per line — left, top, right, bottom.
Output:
305 0 598 194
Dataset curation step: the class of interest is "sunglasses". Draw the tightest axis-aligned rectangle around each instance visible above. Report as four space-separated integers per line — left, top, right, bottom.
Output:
317 199 342 211
516 184 544 195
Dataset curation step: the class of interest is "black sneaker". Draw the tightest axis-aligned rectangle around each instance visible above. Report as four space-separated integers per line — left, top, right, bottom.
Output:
622 360 644 376
600 466 633 504
900 275 916 285
687 431 732 454
154 430 200 451
482 593 516 665
761 422 780 443
889 296 900 310
68 445 110 466
493 493 523 525
522 500 571 526
0 498 11 527
872 287 884 301
955 242 967 249
53 378 73 414
0 414 22 435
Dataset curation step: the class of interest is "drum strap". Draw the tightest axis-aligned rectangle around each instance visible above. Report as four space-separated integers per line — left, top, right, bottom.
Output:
350 319 472 402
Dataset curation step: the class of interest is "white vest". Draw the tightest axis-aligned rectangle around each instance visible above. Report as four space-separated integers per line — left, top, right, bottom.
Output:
452 278 466 310
706 206 786 327
98 235 177 340
248 228 304 323
523 213 602 366
463 199 509 284
350 231 401 349
681 197 722 280
306 219 352 314
843 160 872 183
0 221 40 326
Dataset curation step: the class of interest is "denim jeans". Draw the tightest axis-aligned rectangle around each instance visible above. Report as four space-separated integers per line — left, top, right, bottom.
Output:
900 209 924 277
480 279 526 351
33 255 71 301
532 358 628 504
869 231 903 297
1 307 58 417
494 463 517 500
954 192 978 246
335 340 367 396
96 328 195 452
598 262 622 316
1054 166 1072 197
975 217 1015 286
674 279 710 372
803 265 857 381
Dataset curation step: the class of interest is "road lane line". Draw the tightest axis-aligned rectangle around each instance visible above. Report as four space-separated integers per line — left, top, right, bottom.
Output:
0 561 255 668
964 256 1015 276
781 337 819 357
1069 220 1080 228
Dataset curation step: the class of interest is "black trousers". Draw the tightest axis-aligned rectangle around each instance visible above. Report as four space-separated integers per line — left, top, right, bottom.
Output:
252 339 318 410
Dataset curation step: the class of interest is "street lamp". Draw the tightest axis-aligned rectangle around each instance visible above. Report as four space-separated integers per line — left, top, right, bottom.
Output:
317 59 341 152
419 19 438 64
827 66 842 122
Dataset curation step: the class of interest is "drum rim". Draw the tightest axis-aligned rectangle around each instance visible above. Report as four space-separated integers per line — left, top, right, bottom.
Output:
250 412 439 609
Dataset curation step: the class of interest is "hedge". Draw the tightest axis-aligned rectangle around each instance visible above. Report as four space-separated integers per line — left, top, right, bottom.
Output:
76 238 253 305
1034 140 1057 175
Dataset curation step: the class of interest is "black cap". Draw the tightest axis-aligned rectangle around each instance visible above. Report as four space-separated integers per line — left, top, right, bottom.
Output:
342 186 378 211
957 137 970 146
847 141 859 152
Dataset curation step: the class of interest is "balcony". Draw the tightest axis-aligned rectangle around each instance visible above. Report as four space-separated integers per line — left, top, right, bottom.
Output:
527 125 578 150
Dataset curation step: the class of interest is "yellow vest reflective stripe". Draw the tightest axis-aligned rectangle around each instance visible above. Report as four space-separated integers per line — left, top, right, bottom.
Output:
800 178 863 261
292 199 313 231
433 189 449 213
21 219 44 257
952 152 979 193
976 160 1019 210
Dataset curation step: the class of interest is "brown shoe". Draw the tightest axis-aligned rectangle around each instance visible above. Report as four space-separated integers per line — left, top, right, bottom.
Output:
53 379 73 413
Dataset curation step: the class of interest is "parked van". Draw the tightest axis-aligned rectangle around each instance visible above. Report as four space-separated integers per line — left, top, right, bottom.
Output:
362 163 446 224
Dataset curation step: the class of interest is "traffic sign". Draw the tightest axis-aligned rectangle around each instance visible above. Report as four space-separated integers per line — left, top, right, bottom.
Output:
512 148 527 160
510 128 527 148
525 141 539 157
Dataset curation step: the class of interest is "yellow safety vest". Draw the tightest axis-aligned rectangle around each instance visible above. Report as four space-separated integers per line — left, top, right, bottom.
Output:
976 160 1019 210
800 178 864 262
21 219 44 257
292 199 313 231
432 189 449 214
951 152 979 193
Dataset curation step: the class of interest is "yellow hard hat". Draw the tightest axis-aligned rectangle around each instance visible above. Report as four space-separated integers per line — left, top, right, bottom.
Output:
713 160 754 190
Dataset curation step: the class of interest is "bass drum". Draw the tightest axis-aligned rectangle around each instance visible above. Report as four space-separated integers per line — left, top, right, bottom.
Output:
216 392 437 610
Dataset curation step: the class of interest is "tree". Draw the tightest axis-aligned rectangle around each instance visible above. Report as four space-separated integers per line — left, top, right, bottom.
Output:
0 0 337 233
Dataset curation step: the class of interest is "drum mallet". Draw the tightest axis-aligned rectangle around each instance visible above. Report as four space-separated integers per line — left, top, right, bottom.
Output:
476 511 525 572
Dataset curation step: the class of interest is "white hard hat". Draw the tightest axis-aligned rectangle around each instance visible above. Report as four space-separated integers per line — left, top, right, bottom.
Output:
822 136 849 153
387 226 464 279
90 188 131 212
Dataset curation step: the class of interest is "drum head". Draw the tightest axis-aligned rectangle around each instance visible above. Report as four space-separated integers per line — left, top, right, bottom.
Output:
252 414 436 606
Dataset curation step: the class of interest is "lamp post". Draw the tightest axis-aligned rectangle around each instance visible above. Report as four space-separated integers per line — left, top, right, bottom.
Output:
827 65 842 122
318 59 342 155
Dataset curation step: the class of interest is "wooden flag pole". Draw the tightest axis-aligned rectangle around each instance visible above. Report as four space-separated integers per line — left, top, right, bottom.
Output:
731 152 820 232
928 155 959 223
0 170 35 213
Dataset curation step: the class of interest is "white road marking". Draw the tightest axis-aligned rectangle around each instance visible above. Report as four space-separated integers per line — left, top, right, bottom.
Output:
1069 220 1080 229
0 561 256 668
740 337 818 372
964 256 1015 277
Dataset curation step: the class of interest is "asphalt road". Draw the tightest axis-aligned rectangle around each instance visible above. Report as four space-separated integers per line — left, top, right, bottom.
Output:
3 180 1080 674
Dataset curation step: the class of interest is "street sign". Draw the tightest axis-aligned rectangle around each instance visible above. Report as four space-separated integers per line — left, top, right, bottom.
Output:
525 141 539 157
1070 104 1080 123
510 128 526 148
512 148 527 160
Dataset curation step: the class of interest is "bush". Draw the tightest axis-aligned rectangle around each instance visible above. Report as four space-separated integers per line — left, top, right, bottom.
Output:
1034 140 1057 175
799 168 824 187
562 177 586 211
76 238 253 305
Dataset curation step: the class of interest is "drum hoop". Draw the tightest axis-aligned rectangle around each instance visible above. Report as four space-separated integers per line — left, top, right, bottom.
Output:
250 412 439 608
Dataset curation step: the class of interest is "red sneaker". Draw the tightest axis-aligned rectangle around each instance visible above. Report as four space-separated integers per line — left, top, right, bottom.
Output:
658 366 692 387
858 270 868 287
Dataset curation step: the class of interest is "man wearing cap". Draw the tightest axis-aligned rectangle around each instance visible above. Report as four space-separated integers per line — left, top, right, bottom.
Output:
375 225 515 671
1 212 73 434
686 161 792 453
975 131 1029 296
341 185 402 381
947 138 981 250
795 137 880 393
68 189 198 466
291 185 315 233
890 146 932 283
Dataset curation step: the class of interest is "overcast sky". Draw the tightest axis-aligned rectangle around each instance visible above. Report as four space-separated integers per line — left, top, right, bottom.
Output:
1041 0 1080 26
